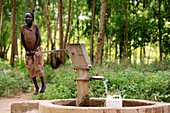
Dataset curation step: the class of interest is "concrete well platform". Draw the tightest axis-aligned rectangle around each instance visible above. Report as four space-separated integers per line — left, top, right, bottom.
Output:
11 99 170 113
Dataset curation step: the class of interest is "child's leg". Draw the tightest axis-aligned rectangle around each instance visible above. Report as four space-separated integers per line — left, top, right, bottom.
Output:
32 77 39 95
40 76 46 93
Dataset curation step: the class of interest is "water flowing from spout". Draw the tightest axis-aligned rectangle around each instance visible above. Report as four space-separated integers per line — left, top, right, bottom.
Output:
103 81 108 97
103 81 123 107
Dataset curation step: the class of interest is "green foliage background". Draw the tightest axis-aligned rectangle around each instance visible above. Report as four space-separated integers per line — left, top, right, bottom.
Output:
0 0 170 103
32 59 169 102
0 58 169 102
0 59 30 97
0 0 169 61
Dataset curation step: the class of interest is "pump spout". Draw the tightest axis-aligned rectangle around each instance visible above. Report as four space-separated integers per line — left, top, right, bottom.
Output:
89 76 105 81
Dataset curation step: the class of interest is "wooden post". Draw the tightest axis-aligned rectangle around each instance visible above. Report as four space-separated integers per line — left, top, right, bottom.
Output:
76 69 90 106
66 43 92 107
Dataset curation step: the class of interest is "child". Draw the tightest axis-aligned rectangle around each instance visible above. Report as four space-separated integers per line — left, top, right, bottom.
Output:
21 12 46 95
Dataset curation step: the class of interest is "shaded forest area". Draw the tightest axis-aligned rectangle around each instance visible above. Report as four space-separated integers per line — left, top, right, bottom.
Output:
0 0 169 68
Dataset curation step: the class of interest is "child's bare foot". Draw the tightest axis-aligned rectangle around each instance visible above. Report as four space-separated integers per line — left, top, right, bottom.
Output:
34 87 39 95
40 85 46 93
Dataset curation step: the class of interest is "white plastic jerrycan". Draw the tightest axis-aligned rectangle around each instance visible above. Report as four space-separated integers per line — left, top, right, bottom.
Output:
106 95 122 107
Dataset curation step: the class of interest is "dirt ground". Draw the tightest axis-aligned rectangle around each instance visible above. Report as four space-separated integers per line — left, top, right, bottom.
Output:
0 93 31 113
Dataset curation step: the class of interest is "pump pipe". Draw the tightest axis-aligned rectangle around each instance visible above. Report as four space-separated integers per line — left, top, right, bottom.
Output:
28 49 67 54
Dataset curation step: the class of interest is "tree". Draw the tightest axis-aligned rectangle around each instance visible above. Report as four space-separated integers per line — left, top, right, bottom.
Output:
59 0 63 63
90 0 96 63
31 0 33 13
94 0 107 66
0 0 2 59
43 0 53 49
62 0 71 63
10 0 16 67
0 0 169 66
125 0 129 58
43 0 56 67
158 0 162 60
0 0 2 37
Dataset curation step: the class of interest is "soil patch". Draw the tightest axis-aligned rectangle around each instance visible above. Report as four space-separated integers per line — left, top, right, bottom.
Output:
0 92 31 113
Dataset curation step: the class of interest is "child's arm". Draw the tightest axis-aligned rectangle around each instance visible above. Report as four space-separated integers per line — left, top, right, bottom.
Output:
32 24 41 52
21 29 30 55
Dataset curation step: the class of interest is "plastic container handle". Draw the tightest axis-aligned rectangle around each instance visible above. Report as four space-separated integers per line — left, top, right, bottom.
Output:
111 95 121 99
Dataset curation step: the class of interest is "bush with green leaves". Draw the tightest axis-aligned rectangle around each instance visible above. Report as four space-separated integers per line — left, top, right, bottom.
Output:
1 58 169 102
0 59 30 97
92 59 170 102
32 59 169 102
32 64 77 100
104 68 169 102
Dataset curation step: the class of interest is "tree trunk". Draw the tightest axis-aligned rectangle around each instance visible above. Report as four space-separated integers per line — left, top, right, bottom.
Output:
90 0 96 63
46 0 50 64
62 0 71 63
123 33 126 58
0 46 2 58
158 0 162 61
20 41 23 62
10 0 16 67
25 0 27 16
115 40 118 60
105 36 108 60
0 0 3 37
51 2 58 68
125 0 129 58
94 0 107 66
53 20 58 50
147 42 151 64
133 49 137 64
140 45 143 64
76 15 80 43
109 38 112 60
31 0 33 13
51 19 57 68
68 20 73 43
119 37 123 63
43 0 53 49
143 46 145 61
43 0 49 64
59 0 63 63
14 26 18 56
3 45 9 60
129 46 131 63
43 0 55 67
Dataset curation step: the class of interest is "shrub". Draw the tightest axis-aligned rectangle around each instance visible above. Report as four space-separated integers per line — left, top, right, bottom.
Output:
0 60 31 97
32 60 170 102
32 64 77 100
105 68 170 102
1 58 169 102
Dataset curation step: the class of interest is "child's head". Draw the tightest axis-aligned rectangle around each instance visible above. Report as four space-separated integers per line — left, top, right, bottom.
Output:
24 12 34 25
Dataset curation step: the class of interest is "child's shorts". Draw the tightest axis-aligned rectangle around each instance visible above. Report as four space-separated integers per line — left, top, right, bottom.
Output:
25 46 44 78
